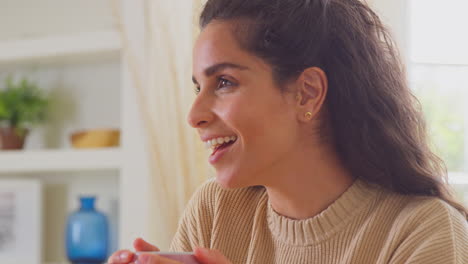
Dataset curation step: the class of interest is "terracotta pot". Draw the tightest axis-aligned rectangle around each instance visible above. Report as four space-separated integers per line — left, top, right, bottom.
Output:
0 127 28 150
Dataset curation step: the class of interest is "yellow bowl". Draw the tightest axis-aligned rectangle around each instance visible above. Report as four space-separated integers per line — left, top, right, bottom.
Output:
70 129 120 149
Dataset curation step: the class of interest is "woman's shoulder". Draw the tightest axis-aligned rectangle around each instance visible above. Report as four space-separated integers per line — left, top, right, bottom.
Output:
383 191 466 224
373 191 468 263
377 190 468 241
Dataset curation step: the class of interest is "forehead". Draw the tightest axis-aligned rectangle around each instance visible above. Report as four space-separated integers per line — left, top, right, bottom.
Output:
194 22 244 62
193 21 268 74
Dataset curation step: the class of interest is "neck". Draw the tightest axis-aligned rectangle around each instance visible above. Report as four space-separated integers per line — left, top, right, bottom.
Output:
264 142 355 220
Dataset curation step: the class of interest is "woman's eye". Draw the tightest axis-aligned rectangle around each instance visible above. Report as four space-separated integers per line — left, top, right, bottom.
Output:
194 77 235 95
194 86 201 95
217 77 234 89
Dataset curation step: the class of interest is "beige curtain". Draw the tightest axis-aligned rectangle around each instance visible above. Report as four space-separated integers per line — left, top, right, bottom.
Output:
145 0 211 249
113 0 212 249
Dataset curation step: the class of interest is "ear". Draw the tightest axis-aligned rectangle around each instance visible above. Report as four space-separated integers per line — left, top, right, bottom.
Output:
295 67 328 122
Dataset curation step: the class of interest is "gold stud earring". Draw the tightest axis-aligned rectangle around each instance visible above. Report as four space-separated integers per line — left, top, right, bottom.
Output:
305 112 312 120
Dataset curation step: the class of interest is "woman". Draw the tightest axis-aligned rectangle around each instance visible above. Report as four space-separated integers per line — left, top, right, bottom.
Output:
110 0 468 263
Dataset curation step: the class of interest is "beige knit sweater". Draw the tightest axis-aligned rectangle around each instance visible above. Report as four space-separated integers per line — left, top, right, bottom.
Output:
170 178 468 263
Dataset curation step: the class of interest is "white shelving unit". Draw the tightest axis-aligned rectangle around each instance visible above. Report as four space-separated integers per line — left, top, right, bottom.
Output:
0 148 122 173
0 1 153 263
0 30 121 65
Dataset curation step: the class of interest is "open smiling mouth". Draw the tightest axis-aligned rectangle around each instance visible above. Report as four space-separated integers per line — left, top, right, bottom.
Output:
205 136 238 163
211 139 236 156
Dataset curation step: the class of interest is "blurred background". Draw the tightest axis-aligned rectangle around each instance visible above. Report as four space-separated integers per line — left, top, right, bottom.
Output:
0 0 466 263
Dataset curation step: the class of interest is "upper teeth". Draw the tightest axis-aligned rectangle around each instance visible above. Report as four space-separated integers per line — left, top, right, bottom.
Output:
205 136 237 149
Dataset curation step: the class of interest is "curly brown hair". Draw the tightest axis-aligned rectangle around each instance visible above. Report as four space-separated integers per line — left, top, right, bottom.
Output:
199 0 468 219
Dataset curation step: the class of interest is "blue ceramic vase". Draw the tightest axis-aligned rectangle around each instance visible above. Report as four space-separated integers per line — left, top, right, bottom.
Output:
66 196 109 264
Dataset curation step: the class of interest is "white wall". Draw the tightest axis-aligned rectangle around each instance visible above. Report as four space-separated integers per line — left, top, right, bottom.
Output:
0 0 115 41
371 0 409 61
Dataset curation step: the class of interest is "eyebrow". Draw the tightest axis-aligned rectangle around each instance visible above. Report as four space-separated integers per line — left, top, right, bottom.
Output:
192 62 249 84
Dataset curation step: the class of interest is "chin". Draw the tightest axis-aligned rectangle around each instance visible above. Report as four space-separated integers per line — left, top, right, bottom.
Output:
215 170 250 189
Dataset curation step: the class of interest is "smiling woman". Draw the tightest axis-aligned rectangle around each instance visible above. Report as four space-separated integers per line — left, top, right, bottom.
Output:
109 0 468 263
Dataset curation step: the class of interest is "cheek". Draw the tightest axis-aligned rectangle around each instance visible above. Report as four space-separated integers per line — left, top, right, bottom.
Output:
225 92 265 127
221 93 294 151
220 100 254 135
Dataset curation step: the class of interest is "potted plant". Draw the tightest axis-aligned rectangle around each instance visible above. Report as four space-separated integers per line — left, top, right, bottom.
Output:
0 77 49 150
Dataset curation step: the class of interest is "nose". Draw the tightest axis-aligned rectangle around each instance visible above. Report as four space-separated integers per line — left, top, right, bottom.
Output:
187 93 214 128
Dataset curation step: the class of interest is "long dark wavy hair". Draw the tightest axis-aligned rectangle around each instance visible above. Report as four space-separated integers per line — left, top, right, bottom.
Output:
199 0 467 219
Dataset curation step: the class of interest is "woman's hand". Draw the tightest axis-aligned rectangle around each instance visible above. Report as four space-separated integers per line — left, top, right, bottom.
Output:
108 238 231 264
133 247 232 264
107 237 159 264
193 247 232 264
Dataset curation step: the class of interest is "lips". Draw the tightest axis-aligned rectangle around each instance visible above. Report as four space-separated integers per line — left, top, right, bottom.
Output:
211 140 235 156
209 138 236 164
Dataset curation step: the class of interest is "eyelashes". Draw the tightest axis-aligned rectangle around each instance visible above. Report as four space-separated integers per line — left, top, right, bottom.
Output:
194 86 201 94
217 77 234 89
194 76 236 95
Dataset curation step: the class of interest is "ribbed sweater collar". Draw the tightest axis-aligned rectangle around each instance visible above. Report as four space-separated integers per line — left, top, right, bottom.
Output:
266 178 379 246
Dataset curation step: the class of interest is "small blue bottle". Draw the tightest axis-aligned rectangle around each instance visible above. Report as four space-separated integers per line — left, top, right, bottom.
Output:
66 196 109 264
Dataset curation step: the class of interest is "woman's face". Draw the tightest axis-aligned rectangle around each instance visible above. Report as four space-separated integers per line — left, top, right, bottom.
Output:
189 21 299 188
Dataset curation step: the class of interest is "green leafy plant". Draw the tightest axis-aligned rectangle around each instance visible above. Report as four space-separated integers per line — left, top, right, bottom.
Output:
0 76 49 136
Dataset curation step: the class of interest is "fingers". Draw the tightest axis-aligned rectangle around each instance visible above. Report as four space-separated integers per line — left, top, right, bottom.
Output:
137 253 182 264
194 247 231 264
107 249 135 264
133 237 160 252
107 238 159 264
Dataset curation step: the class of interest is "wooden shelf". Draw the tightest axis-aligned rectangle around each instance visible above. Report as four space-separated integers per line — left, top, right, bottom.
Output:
0 30 121 65
0 148 122 173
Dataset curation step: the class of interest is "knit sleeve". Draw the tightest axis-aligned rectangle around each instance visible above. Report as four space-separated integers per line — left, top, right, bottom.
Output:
169 179 218 252
388 199 468 264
